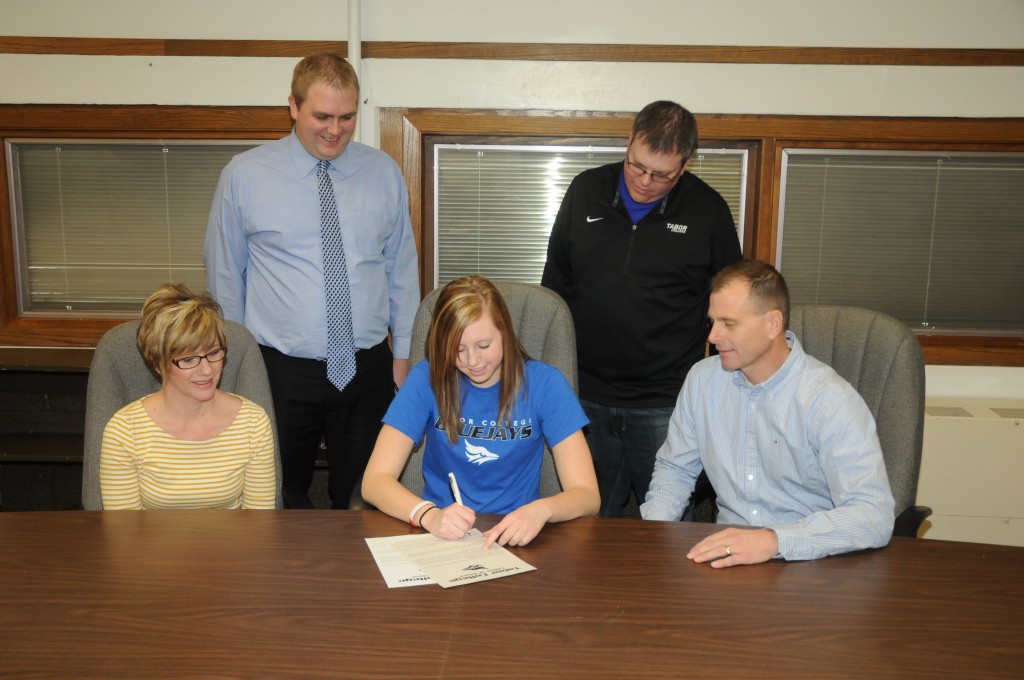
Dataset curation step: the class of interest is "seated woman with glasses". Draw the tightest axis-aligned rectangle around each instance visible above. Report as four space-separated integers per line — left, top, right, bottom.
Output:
99 283 276 510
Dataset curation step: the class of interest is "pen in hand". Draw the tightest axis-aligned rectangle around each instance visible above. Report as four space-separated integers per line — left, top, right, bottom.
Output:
448 472 464 506
448 472 478 542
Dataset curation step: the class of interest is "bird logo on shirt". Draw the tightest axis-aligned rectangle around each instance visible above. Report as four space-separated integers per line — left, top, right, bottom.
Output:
465 441 500 465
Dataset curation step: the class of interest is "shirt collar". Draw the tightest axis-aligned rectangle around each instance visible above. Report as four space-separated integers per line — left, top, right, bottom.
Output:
732 330 806 394
283 131 317 178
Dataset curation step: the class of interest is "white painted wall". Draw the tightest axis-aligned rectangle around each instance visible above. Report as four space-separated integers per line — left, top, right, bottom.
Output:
2 0 1022 399
6 0 1024 46
926 366 1024 400
3 0 1023 118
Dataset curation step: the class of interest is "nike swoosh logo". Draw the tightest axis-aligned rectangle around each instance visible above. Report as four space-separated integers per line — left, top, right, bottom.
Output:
586 216 603 223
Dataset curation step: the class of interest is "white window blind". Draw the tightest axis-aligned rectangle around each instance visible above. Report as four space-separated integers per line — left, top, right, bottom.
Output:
778 150 1024 334
7 140 259 314
434 145 746 288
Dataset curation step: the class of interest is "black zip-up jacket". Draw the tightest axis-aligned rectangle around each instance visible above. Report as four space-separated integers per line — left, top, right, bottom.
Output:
542 161 742 407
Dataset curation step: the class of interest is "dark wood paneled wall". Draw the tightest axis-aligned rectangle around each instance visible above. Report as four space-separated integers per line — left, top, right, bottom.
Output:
2 37 1023 65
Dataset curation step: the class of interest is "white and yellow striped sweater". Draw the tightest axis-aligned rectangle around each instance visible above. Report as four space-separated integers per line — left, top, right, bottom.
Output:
100 395 276 509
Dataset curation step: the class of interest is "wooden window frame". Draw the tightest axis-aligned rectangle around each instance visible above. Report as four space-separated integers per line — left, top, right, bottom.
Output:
2 104 1021 368
381 108 1024 367
0 104 292 367
421 135 755 288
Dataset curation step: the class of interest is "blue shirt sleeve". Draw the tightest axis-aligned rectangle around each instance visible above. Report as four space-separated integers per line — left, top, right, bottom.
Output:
531 361 589 448
382 360 435 444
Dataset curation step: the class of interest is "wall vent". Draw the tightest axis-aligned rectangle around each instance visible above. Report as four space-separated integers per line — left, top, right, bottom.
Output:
919 397 1024 547
924 405 972 418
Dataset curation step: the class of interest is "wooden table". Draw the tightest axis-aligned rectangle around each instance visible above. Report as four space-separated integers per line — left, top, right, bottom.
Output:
1 510 1022 679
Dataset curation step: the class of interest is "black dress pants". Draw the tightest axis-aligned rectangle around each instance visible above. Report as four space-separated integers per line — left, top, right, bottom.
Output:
260 341 394 509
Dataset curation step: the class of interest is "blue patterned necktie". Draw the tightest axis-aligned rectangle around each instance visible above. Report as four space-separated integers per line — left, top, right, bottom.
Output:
317 160 357 391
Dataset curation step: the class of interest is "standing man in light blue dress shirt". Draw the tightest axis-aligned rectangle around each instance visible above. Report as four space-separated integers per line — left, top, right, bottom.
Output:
641 260 894 566
205 53 419 509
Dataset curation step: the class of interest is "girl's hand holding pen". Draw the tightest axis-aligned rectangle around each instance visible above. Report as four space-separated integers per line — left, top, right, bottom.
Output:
421 502 476 540
420 471 475 539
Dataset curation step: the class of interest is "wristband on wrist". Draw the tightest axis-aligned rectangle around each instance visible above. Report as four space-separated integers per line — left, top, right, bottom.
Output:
417 505 439 528
408 500 433 526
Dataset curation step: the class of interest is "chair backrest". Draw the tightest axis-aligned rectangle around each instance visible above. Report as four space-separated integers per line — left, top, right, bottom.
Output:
398 280 578 499
789 305 926 521
82 319 282 509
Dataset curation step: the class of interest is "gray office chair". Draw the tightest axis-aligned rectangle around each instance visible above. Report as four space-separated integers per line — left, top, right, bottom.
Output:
397 280 578 499
82 319 283 510
790 305 932 537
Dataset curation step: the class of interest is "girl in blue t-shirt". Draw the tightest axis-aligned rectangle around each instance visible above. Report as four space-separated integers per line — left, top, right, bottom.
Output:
362 275 599 548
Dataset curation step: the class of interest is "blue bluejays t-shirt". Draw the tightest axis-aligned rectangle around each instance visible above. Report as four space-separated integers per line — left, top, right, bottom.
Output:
384 359 588 513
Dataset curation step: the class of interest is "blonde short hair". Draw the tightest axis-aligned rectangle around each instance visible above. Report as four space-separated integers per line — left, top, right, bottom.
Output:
291 52 359 108
136 284 226 378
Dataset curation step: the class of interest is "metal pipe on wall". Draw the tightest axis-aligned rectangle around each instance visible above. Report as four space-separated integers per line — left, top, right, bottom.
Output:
348 0 361 142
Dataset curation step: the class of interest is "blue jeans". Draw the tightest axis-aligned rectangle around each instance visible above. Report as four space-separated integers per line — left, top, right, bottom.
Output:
581 400 674 518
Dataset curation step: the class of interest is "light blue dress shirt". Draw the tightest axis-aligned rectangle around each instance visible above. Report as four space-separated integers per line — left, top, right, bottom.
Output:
204 131 419 360
641 331 895 561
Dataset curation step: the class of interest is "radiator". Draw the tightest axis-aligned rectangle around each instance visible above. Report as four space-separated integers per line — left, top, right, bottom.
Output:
916 398 1024 547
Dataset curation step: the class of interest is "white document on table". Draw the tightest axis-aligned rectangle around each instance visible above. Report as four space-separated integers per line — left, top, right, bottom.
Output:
366 529 536 589
364 534 436 588
392 528 536 588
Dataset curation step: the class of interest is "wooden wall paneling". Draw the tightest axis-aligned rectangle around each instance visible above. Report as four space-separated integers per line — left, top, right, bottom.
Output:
2 37 1023 66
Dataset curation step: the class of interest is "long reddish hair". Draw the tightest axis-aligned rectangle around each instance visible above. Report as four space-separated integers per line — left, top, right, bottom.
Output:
426 276 527 444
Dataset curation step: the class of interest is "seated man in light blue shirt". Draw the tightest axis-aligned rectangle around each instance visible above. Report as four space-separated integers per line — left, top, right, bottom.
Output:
641 260 894 567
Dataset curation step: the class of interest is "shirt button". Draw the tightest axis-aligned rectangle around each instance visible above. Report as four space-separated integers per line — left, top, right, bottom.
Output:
747 474 754 480
752 509 759 516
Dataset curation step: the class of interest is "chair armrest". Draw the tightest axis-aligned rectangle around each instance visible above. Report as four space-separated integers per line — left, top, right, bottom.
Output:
893 505 933 538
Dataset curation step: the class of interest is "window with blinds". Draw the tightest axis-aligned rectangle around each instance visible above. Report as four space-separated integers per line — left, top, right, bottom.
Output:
433 144 747 288
778 150 1024 334
7 139 260 314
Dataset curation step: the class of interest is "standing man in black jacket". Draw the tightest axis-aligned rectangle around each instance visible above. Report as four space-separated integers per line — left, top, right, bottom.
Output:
542 101 742 517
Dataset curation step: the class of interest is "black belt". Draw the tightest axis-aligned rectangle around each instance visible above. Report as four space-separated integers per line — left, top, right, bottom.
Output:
258 339 389 367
